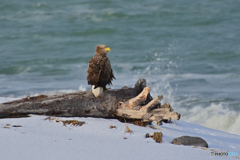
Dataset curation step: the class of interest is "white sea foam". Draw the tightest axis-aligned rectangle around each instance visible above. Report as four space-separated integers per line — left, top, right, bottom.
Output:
0 97 19 103
32 2 48 8
173 102 240 135
152 85 240 135
78 85 87 91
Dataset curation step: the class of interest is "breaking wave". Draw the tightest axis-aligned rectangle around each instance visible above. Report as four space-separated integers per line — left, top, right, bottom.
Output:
177 102 240 135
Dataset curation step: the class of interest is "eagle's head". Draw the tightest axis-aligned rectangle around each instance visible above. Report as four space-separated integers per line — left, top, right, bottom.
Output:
96 44 111 56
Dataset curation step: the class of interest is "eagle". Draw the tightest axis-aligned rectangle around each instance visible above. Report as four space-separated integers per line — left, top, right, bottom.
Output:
87 44 115 97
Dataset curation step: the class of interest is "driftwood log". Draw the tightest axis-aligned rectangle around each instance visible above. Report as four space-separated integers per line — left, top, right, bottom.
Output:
0 79 180 125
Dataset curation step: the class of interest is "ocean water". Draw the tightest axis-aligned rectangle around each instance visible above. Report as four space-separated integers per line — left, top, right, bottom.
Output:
0 0 240 135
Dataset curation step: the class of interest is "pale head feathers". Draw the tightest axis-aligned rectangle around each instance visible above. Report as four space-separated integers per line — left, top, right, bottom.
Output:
96 44 111 56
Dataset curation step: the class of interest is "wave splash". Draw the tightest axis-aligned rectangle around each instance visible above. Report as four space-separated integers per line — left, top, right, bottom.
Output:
177 102 240 135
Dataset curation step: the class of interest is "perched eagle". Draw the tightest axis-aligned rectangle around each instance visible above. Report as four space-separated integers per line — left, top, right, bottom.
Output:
87 44 115 97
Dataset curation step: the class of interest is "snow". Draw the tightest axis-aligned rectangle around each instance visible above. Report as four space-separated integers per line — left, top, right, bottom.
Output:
0 99 239 160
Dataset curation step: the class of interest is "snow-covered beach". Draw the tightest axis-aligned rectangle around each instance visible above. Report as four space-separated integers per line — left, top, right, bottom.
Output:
1 98 239 160
1 0 240 159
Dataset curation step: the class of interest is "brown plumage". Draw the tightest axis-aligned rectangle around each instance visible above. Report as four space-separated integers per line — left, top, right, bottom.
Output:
87 44 115 90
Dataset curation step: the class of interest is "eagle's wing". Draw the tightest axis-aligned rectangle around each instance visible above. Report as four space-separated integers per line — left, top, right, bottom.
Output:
99 57 115 86
87 57 101 86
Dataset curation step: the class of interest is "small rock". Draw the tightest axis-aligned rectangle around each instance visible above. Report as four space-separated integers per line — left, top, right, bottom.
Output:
172 136 208 148
153 132 162 143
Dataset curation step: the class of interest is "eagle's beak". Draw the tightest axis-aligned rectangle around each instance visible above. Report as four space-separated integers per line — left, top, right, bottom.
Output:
104 47 111 52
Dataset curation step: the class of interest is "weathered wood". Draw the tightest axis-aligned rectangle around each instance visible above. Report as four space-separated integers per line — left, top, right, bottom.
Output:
0 79 180 124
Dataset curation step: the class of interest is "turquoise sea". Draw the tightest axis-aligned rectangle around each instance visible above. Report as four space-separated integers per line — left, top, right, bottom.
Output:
0 0 240 135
